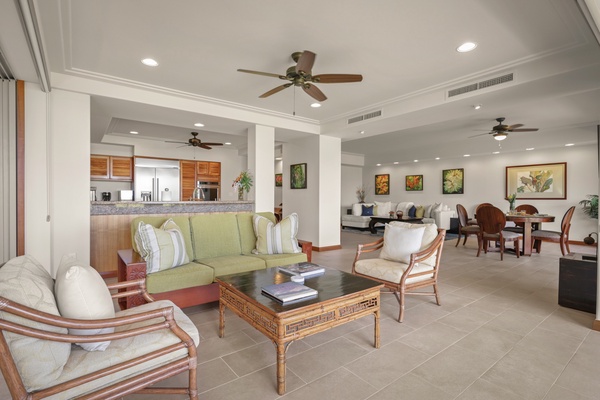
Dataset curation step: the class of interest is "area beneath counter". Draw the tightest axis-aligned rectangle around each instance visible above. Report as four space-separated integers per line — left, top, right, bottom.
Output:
90 200 254 275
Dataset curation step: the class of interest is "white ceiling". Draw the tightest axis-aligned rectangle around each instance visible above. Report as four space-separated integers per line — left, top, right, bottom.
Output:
2 0 600 163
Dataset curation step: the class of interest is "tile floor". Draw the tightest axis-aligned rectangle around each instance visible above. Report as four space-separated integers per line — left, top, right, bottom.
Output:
1 231 598 399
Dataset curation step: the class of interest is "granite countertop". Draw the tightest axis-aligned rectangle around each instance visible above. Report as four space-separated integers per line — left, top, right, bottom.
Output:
91 200 254 215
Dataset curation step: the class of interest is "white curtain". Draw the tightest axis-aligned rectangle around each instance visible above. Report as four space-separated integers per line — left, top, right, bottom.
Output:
0 80 17 264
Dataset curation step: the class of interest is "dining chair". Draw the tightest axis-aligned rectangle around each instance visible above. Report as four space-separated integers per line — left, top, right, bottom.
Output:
468 202 493 226
476 205 521 260
531 206 576 256
455 204 481 247
504 204 539 233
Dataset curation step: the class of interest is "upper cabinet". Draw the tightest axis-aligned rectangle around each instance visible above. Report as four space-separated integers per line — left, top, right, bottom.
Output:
180 160 221 200
197 161 221 182
91 155 133 181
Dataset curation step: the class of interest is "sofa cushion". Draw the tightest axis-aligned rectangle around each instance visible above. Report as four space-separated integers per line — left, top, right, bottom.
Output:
253 213 302 255
53 300 199 399
145 261 215 294
374 201 392 216
352 203 374 216
199 255 266 277
191 213 242 258
380 224 425 263
135 219 190 274
408 205 417 217
131 216 194 261
55 254 115 352
415 205 425 218
361 205 374 216
0 255 70 392
236 212 277 255
424 204 433 218
248 252 308 268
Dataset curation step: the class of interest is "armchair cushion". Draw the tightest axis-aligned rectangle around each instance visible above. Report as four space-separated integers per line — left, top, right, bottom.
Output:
135 219 190 274
0 255 70 391
354 258 435 285
253 212 302 255
55 255 115 352
389 222 439 266
380 224 426 263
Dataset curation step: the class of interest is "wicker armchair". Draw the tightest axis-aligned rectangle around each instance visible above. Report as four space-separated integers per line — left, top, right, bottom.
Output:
0 255 199 400
352 223 446 322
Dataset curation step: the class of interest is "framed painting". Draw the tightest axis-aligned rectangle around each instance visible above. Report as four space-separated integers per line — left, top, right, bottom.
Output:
506 162 566 199
442 168 464 194
290 163 307 189
405 175 423 191
275 173 282 187
375 174 390 195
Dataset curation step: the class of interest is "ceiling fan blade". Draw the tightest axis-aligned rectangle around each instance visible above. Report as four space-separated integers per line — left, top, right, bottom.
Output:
312 74 363 83
510 128 539 132
259 83 292 98
295 51 316 76
302 83 327 102
506 124 524 130
468 132 491 138
201 142 223 146
200 144 212 149
237 69 286 79
165 140 187 144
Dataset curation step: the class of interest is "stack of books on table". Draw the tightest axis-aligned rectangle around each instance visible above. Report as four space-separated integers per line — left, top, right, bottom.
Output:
261 282 318 304
278 262 325 278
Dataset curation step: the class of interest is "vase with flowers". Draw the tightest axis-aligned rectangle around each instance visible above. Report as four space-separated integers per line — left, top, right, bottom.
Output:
506 193 517 213
233 171 253 201
356 185 367 203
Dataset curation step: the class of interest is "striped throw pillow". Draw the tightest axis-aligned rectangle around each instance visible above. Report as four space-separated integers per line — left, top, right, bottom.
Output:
252 213 302 254
135 219 190 274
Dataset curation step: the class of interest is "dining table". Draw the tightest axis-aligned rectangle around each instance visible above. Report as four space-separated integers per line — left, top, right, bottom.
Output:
505 214 555 256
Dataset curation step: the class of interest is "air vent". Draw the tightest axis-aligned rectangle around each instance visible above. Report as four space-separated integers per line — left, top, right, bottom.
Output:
348 110 382 124
447 73 514 98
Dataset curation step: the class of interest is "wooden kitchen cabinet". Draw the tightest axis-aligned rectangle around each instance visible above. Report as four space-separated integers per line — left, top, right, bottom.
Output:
91 155 133 181
181 160 221 199
197 161 220 182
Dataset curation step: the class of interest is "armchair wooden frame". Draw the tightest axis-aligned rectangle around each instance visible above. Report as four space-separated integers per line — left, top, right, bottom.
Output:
0 279 198 400
352 229 446 322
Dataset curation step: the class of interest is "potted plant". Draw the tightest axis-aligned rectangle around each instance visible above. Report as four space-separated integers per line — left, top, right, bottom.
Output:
579 194 598 219
356 185 367 203
233 171 253 200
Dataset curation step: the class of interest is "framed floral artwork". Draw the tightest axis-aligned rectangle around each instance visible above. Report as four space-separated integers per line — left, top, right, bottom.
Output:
290 163 307 189
375 174 390 195
506 162 566 199
405 175 423 191
275 173 282 187
442 168 464 194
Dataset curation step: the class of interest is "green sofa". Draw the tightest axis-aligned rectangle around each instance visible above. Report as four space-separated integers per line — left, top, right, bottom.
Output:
117 212 312 309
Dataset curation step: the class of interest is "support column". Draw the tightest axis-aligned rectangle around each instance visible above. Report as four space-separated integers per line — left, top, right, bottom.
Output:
248 125 274 213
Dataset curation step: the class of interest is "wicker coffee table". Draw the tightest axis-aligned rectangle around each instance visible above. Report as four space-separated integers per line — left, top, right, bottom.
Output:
216 267 383 394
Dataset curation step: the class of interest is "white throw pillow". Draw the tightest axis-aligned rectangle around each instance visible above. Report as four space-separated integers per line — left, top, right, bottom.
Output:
424 204 433 218
55 254 115 351
375 201 392 216
432 203 443 213
380 224 426 263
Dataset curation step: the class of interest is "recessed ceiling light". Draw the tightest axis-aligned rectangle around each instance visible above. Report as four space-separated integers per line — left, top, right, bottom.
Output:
141 58 158 67
526 147 535 151
565 143 574 147
393 162 399 165
435 157 440 160
310 103 321 108
474 104 482 110
463 154 470 157
492 151 500 154
129 131 138 135
457 42 477 52
224 142 232 145
413 160 418 163
194 122 204 127
360 130 365 135
275 157 282 160
376 163 381 166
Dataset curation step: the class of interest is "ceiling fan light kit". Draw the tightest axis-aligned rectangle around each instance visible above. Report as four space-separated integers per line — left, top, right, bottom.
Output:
493 132 508 141
469 117 539 141
238 50 363 102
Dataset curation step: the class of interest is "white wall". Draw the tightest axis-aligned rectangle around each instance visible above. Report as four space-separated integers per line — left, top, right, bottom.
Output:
341 165 363 214
359 145 598 242
274 159 283 206
25 84 91 274
318 136 342 248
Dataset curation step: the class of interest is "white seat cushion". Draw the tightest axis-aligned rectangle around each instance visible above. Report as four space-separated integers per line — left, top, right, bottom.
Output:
354 258 434 284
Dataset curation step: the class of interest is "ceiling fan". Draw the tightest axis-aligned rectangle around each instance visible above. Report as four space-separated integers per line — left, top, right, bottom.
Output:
165 132 223 149
237 50 363 102
471 117 539 141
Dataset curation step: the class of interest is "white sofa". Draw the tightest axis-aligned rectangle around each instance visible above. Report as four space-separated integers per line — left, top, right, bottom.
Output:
341 201 455 231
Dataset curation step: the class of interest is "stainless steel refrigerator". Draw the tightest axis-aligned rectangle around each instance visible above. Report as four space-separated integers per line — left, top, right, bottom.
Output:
134 158 180 202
